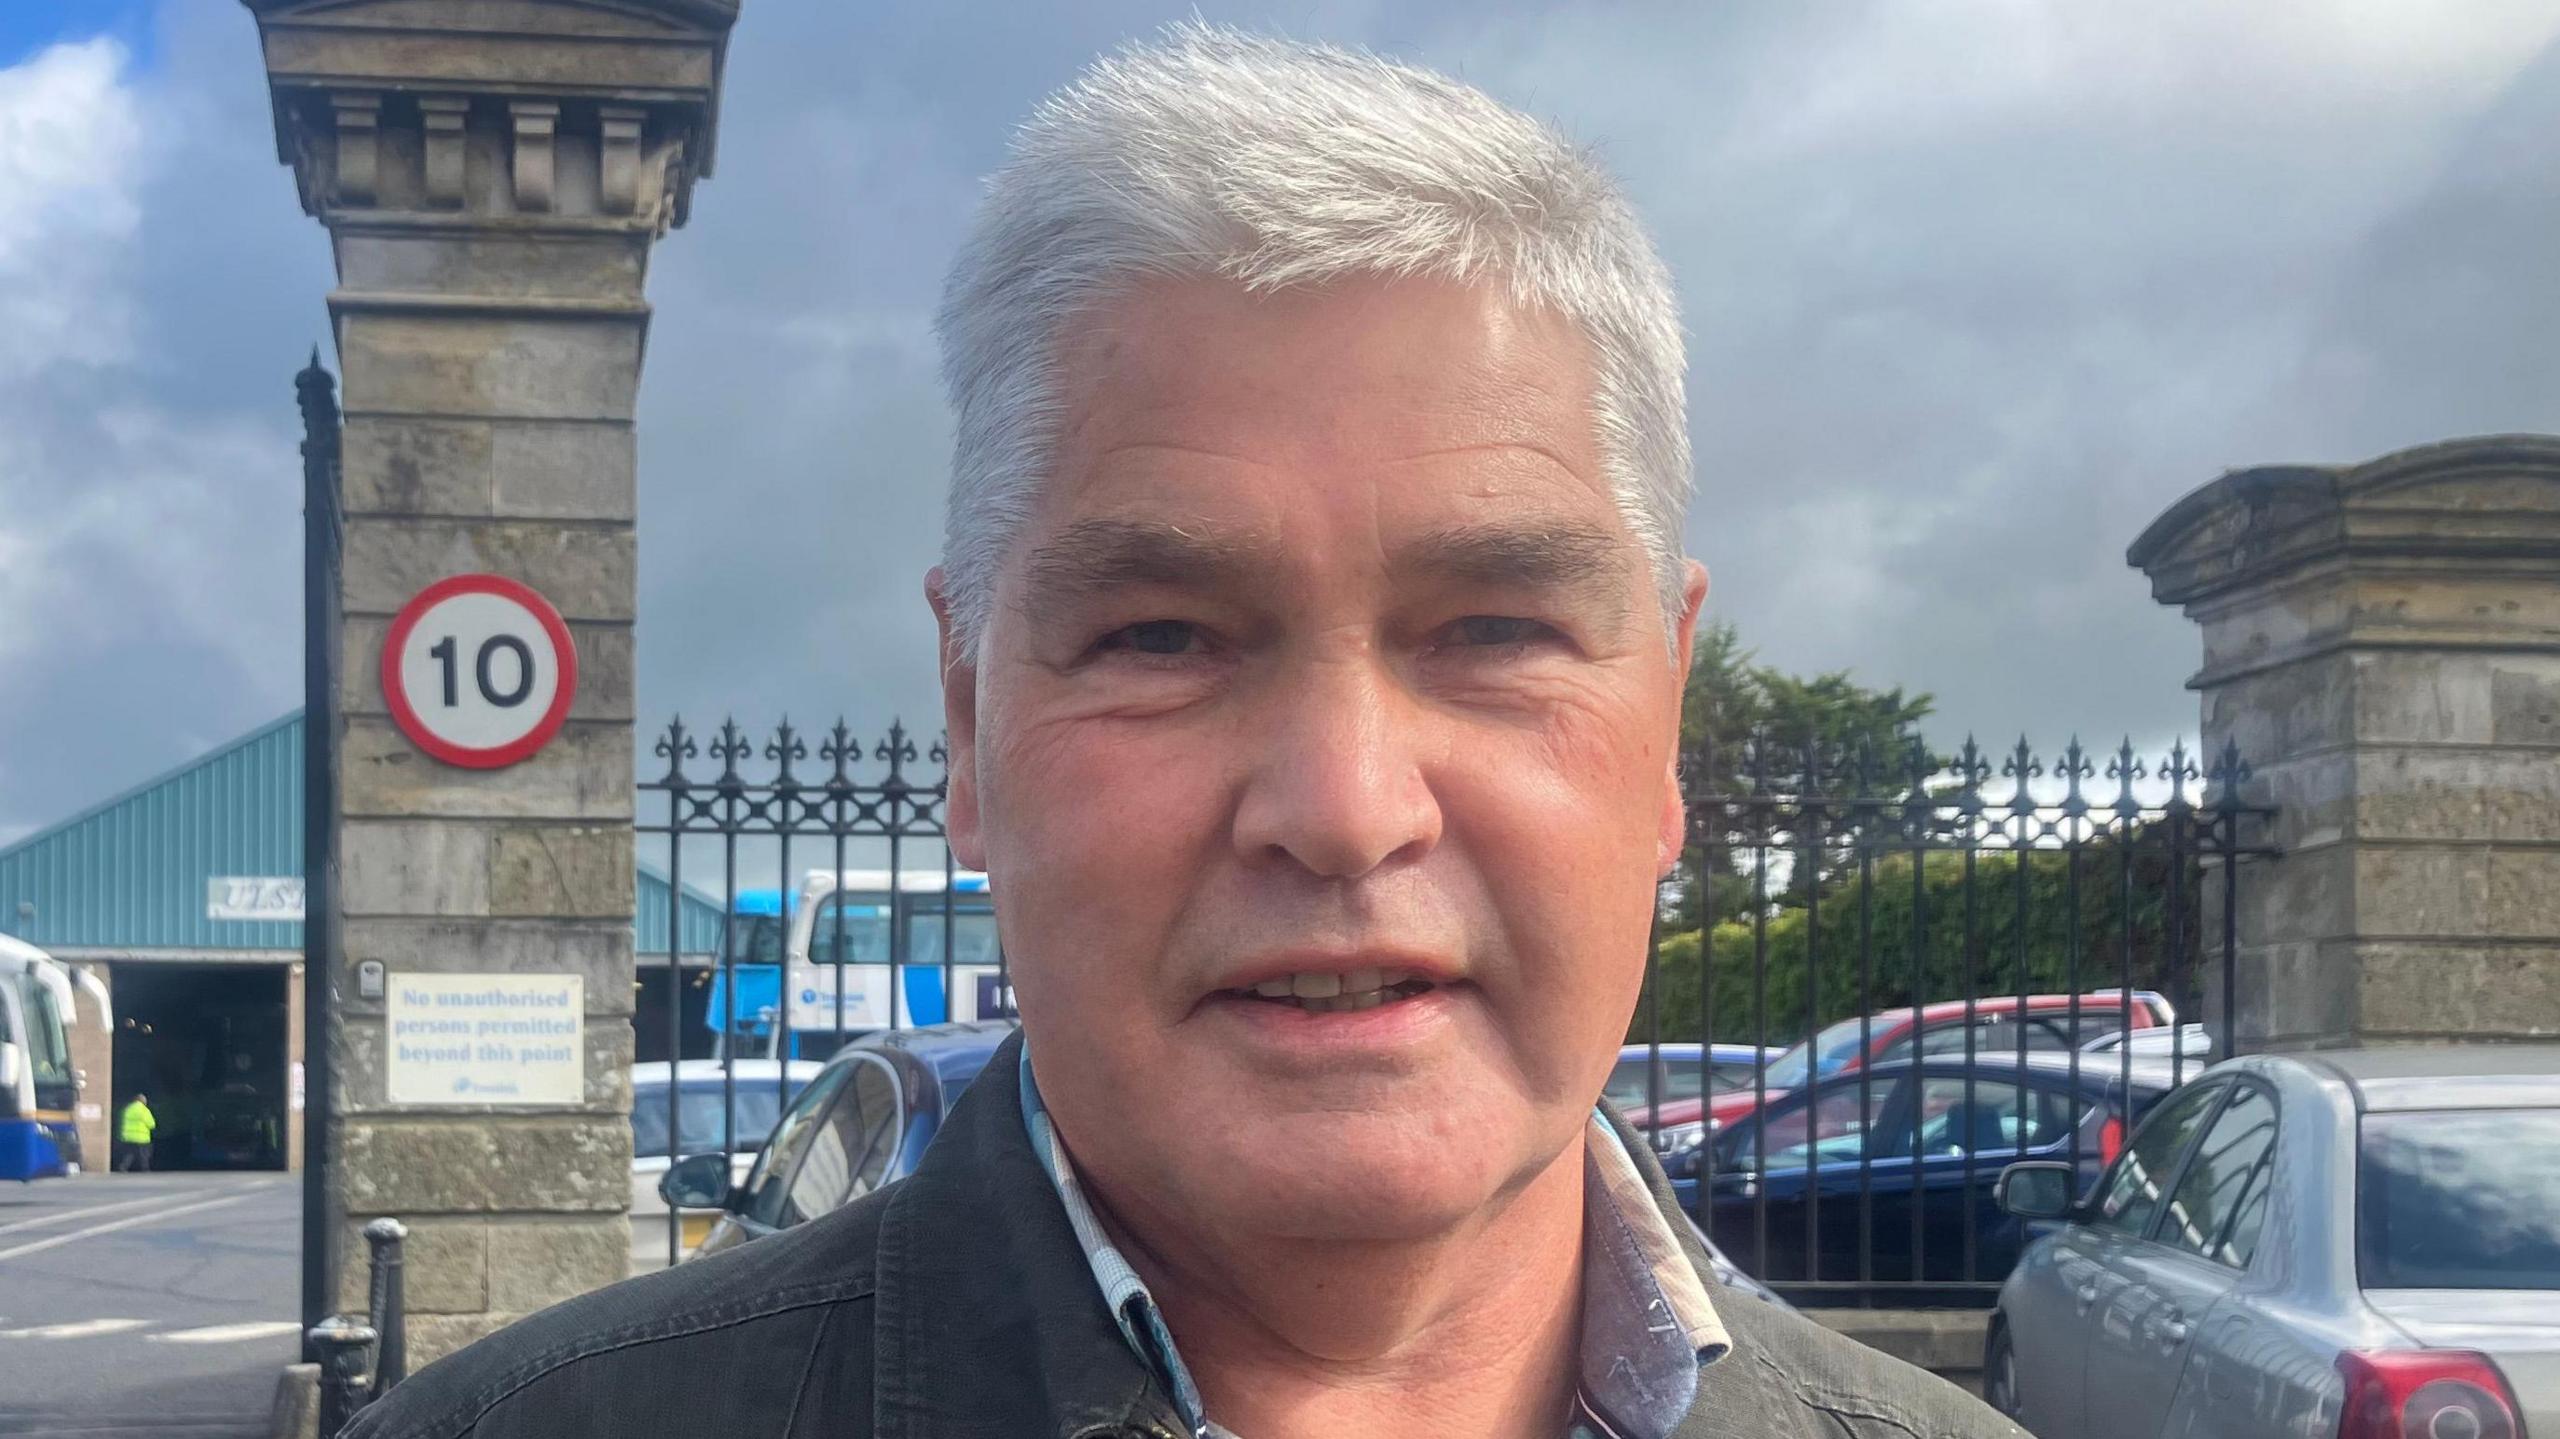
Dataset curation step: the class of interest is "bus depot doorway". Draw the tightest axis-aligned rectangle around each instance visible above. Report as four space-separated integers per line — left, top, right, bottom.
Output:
109 963 289 1171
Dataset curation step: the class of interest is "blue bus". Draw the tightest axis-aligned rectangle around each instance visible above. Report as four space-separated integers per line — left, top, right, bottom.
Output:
704 870 1006 1059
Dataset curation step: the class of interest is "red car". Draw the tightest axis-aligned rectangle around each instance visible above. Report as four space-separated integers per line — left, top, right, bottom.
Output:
1638 991 2177 1136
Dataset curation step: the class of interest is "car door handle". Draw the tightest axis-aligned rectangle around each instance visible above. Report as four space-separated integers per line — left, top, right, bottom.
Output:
2075 1283 2099 1315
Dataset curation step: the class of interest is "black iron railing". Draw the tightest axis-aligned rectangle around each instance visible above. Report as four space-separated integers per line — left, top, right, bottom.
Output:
634 718 981 1266
628 715 2273 1304
1633 731 2274 1307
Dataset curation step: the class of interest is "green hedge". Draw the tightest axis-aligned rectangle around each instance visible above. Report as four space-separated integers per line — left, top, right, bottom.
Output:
1636 841 2198 1046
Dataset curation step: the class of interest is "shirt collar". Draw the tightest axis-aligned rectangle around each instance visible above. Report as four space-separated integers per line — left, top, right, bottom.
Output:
1018 1054 1728 1439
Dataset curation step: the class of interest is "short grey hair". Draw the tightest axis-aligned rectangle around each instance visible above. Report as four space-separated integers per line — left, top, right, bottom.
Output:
934 23 1690 653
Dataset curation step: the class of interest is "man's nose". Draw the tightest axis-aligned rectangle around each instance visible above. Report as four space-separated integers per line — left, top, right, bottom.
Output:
1230 653 1443 880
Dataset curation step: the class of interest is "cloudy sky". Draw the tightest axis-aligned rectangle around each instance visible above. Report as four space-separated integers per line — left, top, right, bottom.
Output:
4 0 2559 840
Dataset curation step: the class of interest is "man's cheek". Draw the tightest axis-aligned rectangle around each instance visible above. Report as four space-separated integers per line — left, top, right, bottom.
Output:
986 718 1224 1006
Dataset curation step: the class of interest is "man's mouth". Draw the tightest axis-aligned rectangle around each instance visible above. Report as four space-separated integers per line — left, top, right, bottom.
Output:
1224 969 1439 1014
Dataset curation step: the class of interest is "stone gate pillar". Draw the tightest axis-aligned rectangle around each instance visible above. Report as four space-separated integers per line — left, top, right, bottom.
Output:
2131 437 2560 1049
244 0 737 1361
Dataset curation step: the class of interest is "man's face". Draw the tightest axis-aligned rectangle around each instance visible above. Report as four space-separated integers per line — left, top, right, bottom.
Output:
935 273 1705 1241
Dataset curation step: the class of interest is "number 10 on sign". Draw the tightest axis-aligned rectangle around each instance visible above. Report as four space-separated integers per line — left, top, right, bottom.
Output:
381 574 579 769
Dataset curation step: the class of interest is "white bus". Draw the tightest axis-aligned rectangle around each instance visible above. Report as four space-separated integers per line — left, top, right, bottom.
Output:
705 869 1006 1058
1 933 107 1182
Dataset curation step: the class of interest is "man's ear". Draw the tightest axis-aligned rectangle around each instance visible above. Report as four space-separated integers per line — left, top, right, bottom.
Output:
926 567 988 870
1658 559 1710 878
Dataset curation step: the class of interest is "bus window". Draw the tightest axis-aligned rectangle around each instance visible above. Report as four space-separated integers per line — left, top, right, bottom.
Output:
724 913 786 967
12 975 71 1093
899 896 1000 968
809 895 895 966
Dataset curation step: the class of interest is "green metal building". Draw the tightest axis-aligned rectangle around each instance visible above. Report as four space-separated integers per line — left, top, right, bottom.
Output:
0 711 726 1170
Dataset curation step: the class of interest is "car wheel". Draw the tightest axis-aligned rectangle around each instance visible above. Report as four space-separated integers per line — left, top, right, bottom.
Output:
1983 1321 2021 1422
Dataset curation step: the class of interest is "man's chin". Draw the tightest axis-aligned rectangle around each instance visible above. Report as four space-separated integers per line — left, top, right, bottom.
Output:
1191 1113 1532 1243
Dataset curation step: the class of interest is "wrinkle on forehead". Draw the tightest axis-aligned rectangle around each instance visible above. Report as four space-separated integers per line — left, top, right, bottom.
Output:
1045 274 1606 485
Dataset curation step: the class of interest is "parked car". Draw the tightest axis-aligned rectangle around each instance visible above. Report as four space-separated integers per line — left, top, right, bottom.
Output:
1639 991 2179 1140
1607 1042 1775 1125
665 1022 1017 1258
629 1058 822 1258
1690 1052 2181 1305
1988 1046 2560 1439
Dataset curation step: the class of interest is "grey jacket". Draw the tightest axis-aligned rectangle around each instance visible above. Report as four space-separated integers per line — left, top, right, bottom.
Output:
346 1039 2024 1438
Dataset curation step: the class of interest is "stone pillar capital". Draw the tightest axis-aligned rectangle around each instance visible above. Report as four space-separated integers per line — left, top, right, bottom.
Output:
242 0 740 235
2131 434 2560 605
2132 436 2560 688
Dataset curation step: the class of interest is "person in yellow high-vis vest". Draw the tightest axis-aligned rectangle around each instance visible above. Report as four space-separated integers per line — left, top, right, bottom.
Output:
115 1093 155 1173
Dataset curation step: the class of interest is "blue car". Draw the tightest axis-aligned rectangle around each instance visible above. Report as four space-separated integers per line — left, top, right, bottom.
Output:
1688 1052 2178 1305
666 1021 1017 1259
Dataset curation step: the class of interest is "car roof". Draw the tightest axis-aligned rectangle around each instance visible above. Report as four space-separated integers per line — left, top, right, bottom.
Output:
631 1059 822 1085
1905 992 2165 1023
1857 1051 2186 1091
852 1020 1019 1088
2296 1044 2560 1112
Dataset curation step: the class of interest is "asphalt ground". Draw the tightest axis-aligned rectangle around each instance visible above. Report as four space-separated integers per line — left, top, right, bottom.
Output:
0 1172 298 1438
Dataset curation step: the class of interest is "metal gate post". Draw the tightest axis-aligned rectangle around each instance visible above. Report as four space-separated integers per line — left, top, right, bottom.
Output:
363 1217 408 1398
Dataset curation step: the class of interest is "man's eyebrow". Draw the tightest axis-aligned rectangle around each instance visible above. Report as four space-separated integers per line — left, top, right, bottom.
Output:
1393 521 1635 591
1019 518 1274 605
1015 516 1638 614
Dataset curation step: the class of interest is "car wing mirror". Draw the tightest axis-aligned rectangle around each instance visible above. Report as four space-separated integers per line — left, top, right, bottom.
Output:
659 1152 733 1210
1994 1160 2076 1220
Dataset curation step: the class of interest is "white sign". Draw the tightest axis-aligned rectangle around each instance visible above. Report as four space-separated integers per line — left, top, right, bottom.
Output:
208 876 304 923
385 973 583 1106
380 574 579 769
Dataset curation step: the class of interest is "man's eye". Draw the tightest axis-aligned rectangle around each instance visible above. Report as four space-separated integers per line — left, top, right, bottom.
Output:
1447 615 1553 648
1096 620 1201 656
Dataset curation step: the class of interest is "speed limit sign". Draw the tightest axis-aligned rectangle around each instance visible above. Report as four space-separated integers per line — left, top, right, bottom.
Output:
380 574 579 769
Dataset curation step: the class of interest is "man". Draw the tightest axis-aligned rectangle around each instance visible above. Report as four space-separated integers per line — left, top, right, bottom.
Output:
350 27 2018 1439
115 1091 153 1173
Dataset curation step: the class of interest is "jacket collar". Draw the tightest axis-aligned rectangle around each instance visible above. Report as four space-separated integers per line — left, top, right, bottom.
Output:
874 1031 1190 1439
872 1032 1777 1439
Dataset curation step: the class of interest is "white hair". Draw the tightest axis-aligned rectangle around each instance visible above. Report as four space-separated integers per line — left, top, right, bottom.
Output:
934 23 1690 653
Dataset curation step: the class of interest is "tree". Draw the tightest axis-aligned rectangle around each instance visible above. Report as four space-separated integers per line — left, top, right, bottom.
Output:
1673 623 1937 923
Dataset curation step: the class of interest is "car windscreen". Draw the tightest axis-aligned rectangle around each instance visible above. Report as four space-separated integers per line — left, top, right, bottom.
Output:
1760 1017 1874 1091
1605 1055 1707 1111
2359 1108 2560 1291
630 1079 797 1159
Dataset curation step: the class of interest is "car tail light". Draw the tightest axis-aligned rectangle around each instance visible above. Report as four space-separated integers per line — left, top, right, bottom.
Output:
2336 1350 2524 1439
2096 1116 2125 1168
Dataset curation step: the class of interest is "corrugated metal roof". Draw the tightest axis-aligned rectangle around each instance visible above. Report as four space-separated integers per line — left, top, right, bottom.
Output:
0 712 726 958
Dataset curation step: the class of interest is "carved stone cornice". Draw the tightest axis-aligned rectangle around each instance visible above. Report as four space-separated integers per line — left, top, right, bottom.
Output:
2128 435 2560 609
242 0 738 235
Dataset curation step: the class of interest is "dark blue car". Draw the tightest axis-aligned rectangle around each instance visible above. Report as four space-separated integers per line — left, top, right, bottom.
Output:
667 1021 1018 1259
1682 1052 2178 1305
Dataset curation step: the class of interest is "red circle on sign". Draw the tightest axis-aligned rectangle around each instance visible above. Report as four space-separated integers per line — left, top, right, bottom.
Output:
380 573 580 769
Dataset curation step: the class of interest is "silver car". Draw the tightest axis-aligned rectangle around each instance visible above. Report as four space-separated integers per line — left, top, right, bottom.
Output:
1986 1046 2558 1438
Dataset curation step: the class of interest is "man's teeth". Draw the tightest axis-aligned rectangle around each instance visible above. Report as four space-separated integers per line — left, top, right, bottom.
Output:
1240 969 1423 1011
